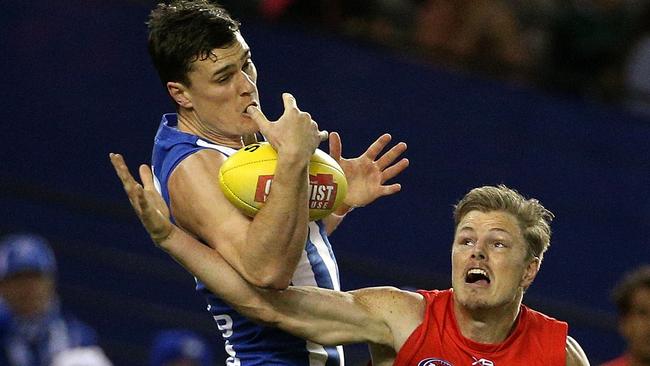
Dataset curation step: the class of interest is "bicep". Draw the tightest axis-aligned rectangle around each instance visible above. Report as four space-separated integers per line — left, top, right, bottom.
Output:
168 151 251 262
565 336 590 366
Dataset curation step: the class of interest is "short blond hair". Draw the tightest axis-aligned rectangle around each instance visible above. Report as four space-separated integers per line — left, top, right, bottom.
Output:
453 185 554 262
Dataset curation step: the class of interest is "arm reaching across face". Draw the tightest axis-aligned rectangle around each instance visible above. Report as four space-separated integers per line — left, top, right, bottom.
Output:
109 153 422 349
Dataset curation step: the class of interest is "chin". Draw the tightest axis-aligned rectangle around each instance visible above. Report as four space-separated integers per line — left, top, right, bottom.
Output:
455 289 492 309
458 296 493 310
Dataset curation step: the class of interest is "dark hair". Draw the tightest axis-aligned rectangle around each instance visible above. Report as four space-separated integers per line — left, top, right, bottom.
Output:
612 265 650 316
147 0 240 86
453 185 554 262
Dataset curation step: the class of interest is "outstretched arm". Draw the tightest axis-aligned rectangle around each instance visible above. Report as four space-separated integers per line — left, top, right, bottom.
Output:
566 336 590 366
110 154 421 347
322 132 409 234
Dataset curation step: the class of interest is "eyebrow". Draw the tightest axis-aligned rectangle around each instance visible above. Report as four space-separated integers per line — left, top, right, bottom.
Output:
457 226 513 236
211 49 251 78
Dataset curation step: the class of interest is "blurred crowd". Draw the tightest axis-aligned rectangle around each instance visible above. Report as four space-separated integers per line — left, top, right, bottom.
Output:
0 233 214 366
221 0 650 117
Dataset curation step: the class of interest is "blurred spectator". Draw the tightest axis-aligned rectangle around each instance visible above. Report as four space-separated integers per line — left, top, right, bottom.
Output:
258 0 343 29
149 329 213 366
413 0 531 79
544 0 637 102
0 233 103 366
623 3 650 118
50 347 113 366
601 265 650 366
506 0 562 78
338 0 417 48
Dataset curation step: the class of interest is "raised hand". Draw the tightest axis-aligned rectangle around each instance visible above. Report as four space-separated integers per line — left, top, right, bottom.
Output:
246 93 328 159
329 132 409 210
109 153 173 245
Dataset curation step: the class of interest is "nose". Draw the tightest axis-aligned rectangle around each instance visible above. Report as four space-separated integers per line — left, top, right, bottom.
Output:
470 241 487 260
237 70 256 96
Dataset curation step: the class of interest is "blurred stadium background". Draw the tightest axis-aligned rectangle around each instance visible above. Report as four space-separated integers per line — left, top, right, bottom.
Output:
1 0 649 364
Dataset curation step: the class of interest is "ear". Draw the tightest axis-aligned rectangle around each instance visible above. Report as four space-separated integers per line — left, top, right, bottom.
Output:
167 81 193 109
521 257 540 289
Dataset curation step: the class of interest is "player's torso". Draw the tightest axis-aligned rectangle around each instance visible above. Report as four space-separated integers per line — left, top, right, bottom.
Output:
152 114 344 366
394 290 567 366
200 222 343 366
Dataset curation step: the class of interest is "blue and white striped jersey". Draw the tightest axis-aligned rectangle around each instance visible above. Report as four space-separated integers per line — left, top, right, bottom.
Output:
152 114 344 366
0 300 98 366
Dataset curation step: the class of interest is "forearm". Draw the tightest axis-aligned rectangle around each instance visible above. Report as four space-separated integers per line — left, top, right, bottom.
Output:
244 153 310 288
160 226 273 317
159 228 388 346
269 287 390 346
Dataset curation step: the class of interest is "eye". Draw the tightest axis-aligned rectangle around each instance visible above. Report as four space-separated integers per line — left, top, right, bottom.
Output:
459 238 475 246
493 241 506 248
243 59 253 70
217 74 232 84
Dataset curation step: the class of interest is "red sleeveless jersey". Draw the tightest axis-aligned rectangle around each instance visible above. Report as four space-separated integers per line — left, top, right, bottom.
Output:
393 289 568 366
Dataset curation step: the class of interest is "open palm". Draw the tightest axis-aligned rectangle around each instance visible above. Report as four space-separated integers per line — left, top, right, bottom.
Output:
329 132 409 209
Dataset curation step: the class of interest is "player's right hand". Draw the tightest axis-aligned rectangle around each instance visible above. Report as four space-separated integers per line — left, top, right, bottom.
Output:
246 93 327 160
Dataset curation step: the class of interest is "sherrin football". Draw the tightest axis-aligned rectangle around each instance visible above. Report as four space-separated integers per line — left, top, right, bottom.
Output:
219 142 348 221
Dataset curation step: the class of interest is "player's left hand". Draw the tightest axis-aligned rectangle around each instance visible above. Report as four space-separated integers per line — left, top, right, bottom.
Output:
328 132 408 212
109 153 173 245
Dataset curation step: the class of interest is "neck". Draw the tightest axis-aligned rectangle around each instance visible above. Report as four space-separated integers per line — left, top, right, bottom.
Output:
453 292 523 344
177 109 243 149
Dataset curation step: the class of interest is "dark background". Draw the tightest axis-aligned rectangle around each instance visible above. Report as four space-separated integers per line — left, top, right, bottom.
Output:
1 1 649 365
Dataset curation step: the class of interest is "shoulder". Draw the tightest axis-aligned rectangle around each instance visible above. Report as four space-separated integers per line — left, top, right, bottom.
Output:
522 305 568 333
565 335 590 366
61 314 99 347
169 148 229 187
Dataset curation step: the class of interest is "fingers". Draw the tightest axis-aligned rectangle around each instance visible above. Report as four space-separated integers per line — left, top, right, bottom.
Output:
318 130 329 142
246 105 270 135
109 153 143 214
282 92 298 111
329 132 342 161
381 158 409 182
110 153 140 195
375 141 408 170
379 183 402 197
138 164 156 191
364 134 392 160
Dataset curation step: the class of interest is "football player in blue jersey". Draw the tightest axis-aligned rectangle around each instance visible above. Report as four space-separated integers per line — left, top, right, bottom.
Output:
135 1 408 365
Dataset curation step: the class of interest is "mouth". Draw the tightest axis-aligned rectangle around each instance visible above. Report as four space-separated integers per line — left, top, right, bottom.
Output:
243 101 259 115
465 268 491 287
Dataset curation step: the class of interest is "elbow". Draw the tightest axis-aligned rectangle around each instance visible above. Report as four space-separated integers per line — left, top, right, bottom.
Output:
248 270 292 290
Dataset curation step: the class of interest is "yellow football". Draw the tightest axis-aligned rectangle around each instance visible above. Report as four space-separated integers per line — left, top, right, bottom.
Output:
218 142 348 221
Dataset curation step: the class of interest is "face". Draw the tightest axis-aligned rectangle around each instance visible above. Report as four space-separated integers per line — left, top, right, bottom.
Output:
171 32 260 140
619 287 650 362
451 210 538 310
0 272 56 318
